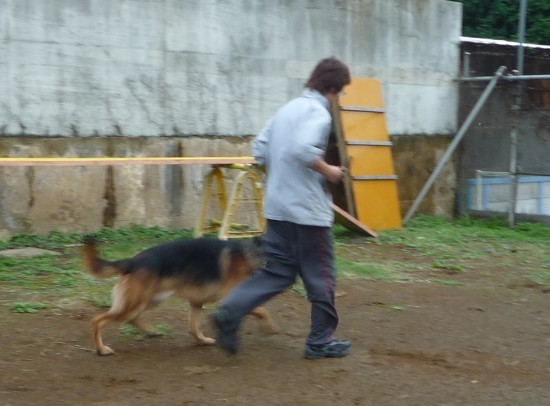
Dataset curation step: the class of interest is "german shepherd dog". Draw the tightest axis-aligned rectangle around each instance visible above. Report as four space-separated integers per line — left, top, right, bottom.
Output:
81 236 277 355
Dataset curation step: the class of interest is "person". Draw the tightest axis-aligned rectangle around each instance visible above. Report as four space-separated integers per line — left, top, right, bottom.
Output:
212 56 352 360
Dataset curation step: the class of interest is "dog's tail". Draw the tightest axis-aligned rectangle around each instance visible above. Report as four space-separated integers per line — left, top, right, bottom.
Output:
81 235 127 279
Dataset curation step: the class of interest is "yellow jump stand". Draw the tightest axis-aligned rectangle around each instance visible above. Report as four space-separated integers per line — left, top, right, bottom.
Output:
194 164 266 240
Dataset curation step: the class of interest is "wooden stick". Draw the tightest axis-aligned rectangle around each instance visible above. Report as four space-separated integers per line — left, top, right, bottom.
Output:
0 156 256 167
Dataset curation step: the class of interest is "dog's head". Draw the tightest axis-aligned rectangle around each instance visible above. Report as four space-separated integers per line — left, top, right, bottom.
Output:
242 235 267 271
220 236 266 283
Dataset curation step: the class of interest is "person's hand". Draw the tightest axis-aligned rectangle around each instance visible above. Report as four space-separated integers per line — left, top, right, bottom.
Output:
325 165 347 184
311 159 347 183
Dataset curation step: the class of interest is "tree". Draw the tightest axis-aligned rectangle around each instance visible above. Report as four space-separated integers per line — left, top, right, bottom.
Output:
456 0 550 45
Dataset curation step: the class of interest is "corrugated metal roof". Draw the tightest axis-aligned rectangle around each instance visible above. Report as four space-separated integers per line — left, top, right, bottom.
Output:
460 36 550 50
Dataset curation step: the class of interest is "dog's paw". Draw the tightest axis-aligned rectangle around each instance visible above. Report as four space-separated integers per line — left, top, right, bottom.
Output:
198 337 216 345
259 322 280 335
97 346 115 356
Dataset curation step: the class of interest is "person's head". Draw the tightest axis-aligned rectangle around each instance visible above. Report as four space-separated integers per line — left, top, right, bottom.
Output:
305 57 351 99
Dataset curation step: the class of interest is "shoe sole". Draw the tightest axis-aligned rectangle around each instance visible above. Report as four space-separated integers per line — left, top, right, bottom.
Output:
304 349 350 360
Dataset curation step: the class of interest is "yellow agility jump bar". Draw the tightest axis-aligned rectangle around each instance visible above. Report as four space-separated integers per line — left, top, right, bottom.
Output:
0 156 256 167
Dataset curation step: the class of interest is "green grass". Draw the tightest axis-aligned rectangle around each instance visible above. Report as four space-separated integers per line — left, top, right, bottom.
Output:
433 279 465 287
336 257 400 280
363 215 550 285
120 324 173 341
0 216 548 315
11 302 49 313
0 225 194 312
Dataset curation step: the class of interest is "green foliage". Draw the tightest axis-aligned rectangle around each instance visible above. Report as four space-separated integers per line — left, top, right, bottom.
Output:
433 279 465 287
336 257 399 281
0 226 195 304
378 304 404 312
380 215 550 246
432 261 464 272
337 214 549 287
86 292 112 308
0 231 82 251
456 0 550 45
0 225 193 251
11 302 49 313
0 219 548 313
120 324 172 341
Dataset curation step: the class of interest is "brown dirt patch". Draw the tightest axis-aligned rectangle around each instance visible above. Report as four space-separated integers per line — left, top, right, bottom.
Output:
1 242 549 405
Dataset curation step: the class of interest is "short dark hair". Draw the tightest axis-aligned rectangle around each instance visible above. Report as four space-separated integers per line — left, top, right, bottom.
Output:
305 57 351 94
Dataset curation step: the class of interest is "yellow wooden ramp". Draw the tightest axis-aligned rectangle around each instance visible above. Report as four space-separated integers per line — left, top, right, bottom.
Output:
331 78 402 231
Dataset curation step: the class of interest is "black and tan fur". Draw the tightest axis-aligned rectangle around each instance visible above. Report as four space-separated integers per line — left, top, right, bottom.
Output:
81 236 276 355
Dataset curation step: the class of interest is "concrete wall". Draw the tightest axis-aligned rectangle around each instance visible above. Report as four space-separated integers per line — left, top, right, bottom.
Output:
1 0 461 136
0 136 254 238
0 0 462 236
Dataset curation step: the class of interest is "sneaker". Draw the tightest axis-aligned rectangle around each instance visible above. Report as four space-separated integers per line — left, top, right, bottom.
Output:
304 340 351 360
211 309 240 355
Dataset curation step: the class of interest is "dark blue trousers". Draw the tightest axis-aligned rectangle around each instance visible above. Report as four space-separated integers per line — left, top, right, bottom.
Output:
221 219 339 345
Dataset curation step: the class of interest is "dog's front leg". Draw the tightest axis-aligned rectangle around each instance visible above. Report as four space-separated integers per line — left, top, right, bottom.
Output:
188 302 216 345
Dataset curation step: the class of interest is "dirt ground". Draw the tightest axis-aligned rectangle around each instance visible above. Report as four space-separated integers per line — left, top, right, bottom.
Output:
1 241 549 406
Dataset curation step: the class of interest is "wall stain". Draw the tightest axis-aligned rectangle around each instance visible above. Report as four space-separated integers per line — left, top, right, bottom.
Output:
103 139 117 227
26 167 35 209
103 166 116 227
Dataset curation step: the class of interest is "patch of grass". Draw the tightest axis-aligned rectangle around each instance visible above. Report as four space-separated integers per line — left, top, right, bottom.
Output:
120 325 147 341
528 269 550 286
120 324 173 341
336 257 400 280
376 304 404 312
0 226 195 307
378 215 550 250
432 261 464 272
291 280 307 297
433 279 464 287
363 215 549 280
0 216 547 311
11 302 49 313
87 292 113 308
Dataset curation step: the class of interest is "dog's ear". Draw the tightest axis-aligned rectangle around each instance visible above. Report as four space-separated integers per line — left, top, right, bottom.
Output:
247 235 267 269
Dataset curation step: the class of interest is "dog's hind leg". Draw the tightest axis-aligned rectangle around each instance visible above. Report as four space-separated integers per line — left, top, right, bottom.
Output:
92 275 152 355
188 302 216 345
249 306 279 334
93 311 130 356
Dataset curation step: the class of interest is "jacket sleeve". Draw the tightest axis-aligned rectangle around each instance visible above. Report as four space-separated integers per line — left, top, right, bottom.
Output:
290 108 332 167
252 117 273 166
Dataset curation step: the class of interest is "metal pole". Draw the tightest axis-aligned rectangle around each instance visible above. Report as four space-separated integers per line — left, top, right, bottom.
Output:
404 66 507 223
508 120 518 227
517 0 527 76
508 0 528 227
462 52 471 77
459 74 550 82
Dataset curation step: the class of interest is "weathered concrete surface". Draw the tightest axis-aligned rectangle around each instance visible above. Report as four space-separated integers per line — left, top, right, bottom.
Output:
0 137 253 235
0 134 457 236
0 0 463 235
0 0 461 137
392 135 457 217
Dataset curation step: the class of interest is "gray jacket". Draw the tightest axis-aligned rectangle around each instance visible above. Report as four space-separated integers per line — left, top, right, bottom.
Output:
252 89 334 227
